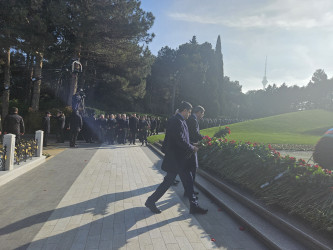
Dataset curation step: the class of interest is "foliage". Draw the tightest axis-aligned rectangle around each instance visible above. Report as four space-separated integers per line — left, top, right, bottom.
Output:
198 133 333 232
145 36 240 117
213 126 230 138
0 0 155 112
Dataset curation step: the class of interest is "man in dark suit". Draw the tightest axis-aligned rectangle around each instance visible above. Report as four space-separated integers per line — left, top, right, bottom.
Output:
183 105 205 198
145 102 208 215
69 110 83 148
128 113 138 145
55 111 65 143
42 111 51 147
3 107 25 143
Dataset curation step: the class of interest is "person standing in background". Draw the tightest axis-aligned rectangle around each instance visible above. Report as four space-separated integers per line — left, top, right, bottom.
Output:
69 110 83 148
55 111 65 143
42 111 51 147
3 107 25 143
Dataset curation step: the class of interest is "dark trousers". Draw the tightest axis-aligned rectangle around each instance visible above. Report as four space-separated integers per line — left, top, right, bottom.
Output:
118 130 125 144
107 129 115 145
147 168 197 206
56 128 64 142
130 130 136 144
139 130 147 144
70 130 79 147
43 132 49 147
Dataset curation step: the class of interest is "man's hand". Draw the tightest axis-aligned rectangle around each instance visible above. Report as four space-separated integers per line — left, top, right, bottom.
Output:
193 146 199 152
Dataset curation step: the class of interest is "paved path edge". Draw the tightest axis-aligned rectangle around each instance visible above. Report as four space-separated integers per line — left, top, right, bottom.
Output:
0 156 47 187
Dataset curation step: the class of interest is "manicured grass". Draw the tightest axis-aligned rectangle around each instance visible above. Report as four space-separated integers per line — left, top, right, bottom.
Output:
148 109 333 145
147 133 165 144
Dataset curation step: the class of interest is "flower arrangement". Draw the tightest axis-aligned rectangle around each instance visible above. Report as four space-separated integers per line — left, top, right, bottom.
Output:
14 139 38 165
198 128 333 232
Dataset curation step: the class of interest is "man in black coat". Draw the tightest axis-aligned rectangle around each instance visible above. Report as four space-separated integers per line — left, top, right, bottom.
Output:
69 110 83 148
138 115 149 146
55 111 65 143
42 111 51 147
156 117 161 134
184 105 205 197
3 107 25 143
150 117 157 135
145 102 208 215
128 113 138 145
106 114 117 145
117 114 128 144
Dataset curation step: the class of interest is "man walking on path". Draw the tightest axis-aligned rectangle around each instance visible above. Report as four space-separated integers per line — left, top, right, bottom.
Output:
145 101 208 214
3 107 25 143
183 105 205 198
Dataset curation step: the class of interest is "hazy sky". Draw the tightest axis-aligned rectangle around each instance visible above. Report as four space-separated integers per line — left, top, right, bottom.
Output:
140 0 333 93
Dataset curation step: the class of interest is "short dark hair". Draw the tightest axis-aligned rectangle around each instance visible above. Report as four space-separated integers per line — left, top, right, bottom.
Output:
10 107 18 114
193 105 205 113
178 101 192 112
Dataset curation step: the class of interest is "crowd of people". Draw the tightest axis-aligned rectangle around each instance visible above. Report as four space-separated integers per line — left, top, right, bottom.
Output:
78 113 162 147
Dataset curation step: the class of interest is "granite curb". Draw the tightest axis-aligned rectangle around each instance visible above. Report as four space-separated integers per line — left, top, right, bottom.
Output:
0 156 47 187
148 142 332 250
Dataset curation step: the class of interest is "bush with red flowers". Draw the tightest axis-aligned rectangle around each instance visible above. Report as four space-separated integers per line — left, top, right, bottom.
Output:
198 129 333 232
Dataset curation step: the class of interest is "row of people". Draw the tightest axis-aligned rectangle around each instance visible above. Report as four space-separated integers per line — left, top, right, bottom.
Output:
81 113 162 146
41 111 164 147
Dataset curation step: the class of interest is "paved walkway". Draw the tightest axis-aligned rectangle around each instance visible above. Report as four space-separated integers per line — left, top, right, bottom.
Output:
0 142 266 250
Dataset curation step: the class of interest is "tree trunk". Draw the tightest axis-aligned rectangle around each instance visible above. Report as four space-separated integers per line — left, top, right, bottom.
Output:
2 47 11 120
67 71 78 106
25 53 34 106
67 38 82 106
31 52 43 111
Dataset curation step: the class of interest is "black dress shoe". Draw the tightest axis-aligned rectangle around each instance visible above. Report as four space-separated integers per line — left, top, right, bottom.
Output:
145 201 161 214
190 205 208 214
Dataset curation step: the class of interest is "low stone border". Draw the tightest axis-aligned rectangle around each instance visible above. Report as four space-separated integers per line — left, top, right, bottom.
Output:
148 142 332 250
0 156 46 187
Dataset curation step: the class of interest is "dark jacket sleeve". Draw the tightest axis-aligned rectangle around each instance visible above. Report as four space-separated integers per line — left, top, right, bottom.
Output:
187 116 203 143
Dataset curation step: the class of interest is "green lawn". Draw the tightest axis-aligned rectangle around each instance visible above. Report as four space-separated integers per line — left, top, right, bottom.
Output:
148 109 333 145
